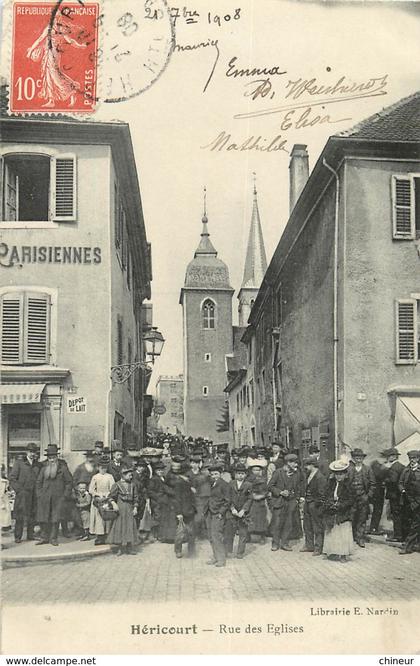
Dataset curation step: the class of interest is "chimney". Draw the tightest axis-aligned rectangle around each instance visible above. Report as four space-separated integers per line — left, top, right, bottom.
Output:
289 144 309 213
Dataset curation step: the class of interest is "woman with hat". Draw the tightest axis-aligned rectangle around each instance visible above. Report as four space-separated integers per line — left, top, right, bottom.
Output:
35 444 73 546
268 453 305 552
322 460 355 562
88 456 115 545
107 464 139 555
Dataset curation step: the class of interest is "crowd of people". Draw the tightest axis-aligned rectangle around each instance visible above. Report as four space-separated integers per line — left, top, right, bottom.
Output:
1 436 419 565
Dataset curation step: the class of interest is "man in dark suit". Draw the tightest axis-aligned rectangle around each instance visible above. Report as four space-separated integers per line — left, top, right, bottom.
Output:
172 461 196 558
204 461 232 567
35 444 73 546
398 450 420 554
381 447 405 541
348 448 376 547
9 442 40 543
268 453 305 551
225 462 252 559
300 456 327 555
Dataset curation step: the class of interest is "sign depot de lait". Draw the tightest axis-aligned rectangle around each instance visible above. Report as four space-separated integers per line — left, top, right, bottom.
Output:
0 243 102 268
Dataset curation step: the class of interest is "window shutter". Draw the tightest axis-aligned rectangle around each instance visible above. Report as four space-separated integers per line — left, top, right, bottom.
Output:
1 293 23 365
392 176 414 239
24 293 50 364
1 293 24 364
396 299 417 364
52 155 76 221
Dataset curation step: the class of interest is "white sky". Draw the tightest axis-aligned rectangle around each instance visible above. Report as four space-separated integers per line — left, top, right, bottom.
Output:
94 0 420 389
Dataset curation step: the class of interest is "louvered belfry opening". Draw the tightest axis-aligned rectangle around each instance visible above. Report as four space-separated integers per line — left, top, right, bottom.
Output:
3 154 50 221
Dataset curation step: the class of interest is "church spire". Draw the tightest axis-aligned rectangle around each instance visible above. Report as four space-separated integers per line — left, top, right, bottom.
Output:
195 186 217 257
241 173 267 289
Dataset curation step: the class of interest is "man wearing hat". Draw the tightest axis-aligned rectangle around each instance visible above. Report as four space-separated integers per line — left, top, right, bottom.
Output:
381 448 405 542
204 461 232 567
301 456 327 555
188 455 211 539
172 460 196 558
35 445 73 546
9 443 41 543
398 450 420 554
225 463 253 559
348 448 376 548
73 450 97 487
268 453 305 551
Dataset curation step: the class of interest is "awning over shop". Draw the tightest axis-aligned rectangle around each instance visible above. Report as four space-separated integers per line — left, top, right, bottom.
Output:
0 383 46 404
394 396 420 463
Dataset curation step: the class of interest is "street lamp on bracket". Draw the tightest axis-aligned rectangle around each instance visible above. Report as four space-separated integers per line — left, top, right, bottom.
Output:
110 326 165 384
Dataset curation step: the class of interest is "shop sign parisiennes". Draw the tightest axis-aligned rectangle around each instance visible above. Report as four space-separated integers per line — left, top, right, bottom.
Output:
0 243 102 267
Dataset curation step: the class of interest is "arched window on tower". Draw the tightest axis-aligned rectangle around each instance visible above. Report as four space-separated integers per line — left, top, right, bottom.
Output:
202 299 216 329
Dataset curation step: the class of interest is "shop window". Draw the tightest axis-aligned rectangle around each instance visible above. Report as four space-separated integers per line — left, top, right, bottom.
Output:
1 153 76 222
1 291 50 365
202 299 216 329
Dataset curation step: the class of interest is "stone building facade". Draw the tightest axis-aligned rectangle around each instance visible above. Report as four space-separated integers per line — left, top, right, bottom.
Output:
246 93 420 462
0 117 153 470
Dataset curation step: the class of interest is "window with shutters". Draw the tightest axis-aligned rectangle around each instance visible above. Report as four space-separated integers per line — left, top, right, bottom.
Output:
392 175 420 240
1 292 50 365
396 299 418 364
1 153 76 222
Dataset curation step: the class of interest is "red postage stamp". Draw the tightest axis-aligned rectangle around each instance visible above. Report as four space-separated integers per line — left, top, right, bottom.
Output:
10 2 99 113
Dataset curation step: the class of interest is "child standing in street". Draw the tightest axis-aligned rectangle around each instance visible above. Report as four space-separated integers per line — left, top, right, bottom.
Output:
73 481 92 541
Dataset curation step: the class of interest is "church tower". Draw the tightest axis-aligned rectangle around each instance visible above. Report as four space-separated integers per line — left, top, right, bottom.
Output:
238 176 268 326
180 191 234 442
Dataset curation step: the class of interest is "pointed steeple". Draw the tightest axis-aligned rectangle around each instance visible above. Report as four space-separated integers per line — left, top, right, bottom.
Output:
241 174 267 289
195 186 217 257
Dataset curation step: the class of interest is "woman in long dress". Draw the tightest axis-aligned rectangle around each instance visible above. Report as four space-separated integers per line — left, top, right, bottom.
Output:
322 460 355 562
107 466 139 555
88 457 114 545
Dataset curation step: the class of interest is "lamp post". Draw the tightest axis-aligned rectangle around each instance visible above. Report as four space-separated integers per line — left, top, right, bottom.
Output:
110 326 165 384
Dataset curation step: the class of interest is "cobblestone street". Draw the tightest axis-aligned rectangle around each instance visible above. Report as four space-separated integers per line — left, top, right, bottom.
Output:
3 539 420 605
